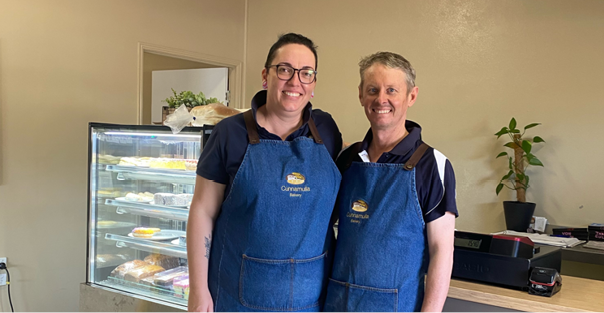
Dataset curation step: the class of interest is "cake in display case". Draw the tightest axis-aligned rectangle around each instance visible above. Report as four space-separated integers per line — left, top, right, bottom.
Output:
86 123 212 308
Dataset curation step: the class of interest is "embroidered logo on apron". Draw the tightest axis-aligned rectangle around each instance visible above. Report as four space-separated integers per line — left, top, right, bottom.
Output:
351 200 368 212
347 200 370 224
281 172 310 198
286 172 305 185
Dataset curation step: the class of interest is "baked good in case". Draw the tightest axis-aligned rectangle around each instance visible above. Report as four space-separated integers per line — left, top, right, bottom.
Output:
118 157 151 167
153 266 188 287
153 193 193 206
144 254 180 270
124 192 154 202
185 159 198 171
173 275 190 299
110 260 148 279
149 158 186 170
132 227 156 239
124 264 165 283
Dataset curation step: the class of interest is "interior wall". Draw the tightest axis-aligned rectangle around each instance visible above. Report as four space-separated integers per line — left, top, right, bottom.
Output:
245 0 604 233
0 0 245 311
143 52 215 125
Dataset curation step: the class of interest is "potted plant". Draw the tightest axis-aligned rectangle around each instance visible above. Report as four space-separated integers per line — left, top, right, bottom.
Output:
495 118 545 232
161 89 220 123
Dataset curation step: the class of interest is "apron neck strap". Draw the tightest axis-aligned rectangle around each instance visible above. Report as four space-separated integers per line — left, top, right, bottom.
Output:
307 117 323 144
403 143 430 171
243 110 260 144
243 109 323 145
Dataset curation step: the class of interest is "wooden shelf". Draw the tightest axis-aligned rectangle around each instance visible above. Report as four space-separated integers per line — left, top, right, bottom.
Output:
448 275 604 312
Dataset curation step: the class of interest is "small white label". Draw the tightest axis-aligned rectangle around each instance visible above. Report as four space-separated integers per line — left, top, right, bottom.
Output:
0 273 6 286
358 150 370 163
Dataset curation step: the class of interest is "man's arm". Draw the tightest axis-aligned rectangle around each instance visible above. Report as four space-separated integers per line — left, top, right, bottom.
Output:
421 212 456 312
187 175 226 312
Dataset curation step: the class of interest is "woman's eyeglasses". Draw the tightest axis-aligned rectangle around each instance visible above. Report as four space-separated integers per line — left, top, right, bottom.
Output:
267 64 317 84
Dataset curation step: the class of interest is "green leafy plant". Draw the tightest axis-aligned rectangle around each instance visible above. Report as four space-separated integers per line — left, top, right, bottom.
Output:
495 118 545 203
162 88 221 109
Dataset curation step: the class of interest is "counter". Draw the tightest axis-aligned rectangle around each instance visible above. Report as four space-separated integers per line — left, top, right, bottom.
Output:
447 275 604 312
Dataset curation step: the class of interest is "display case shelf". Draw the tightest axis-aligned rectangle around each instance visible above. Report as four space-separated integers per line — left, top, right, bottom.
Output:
105 233 187 259
101 277 188 306
106 199 190 221
105 165 196 185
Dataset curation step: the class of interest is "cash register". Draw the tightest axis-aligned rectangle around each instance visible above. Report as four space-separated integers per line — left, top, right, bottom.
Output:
452 231 561 290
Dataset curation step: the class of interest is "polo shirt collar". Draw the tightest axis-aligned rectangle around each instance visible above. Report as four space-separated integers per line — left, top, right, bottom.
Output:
360 120 423 155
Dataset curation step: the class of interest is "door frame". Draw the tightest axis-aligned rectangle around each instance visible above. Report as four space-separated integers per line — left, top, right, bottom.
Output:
137 42 244 124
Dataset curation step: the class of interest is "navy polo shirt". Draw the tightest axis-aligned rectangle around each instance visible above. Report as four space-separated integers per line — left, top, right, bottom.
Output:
197 90 343 198
336 120 458 223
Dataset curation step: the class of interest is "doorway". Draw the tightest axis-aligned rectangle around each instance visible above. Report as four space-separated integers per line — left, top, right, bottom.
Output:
137 43 243 125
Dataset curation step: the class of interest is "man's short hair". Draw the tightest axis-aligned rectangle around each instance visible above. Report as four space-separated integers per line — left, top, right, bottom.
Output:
359 52 416 94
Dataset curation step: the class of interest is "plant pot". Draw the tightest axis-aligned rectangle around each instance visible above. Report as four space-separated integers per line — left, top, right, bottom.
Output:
503 201 536 232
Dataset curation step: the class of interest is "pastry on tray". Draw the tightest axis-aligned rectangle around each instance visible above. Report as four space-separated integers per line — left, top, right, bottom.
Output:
110 260 148 279
153 193 193 206
132 227 160 239
124 264 165 283
144 254 180 270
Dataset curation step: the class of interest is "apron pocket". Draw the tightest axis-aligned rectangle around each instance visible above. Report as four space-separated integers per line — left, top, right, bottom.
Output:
324 278 398 312
239 252 327 311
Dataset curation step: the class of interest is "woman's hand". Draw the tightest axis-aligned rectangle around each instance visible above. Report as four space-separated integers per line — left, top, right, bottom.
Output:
188 288 214 312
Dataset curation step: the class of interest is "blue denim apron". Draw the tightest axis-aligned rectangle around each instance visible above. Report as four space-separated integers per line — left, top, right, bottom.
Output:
208 110 342 312
324 143 430 312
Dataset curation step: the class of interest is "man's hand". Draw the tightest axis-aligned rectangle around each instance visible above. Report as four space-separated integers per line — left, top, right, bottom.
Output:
188 288 214 312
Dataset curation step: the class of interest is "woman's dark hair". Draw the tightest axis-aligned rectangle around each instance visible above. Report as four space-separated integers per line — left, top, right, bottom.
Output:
264 33 318 70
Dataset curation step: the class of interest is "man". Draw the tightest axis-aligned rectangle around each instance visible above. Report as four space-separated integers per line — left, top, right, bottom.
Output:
324 52 457 312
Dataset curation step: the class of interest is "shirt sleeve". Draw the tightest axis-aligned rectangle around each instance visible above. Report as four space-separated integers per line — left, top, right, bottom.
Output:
196 123 229 185
423 158 458 223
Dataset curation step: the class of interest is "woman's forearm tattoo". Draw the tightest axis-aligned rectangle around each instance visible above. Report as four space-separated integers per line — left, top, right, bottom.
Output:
204 235 212 259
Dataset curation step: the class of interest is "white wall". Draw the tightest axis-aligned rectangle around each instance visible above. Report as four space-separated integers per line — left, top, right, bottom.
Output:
152 68 229 123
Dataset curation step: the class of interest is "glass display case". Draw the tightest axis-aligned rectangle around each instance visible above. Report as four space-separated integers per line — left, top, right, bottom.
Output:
85 123 212 309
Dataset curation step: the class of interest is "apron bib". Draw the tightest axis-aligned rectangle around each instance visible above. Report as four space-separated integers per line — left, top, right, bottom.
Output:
208 110 341 312
325 144 430 312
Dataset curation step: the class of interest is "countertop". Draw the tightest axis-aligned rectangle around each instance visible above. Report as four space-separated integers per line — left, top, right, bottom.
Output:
448 275 604 312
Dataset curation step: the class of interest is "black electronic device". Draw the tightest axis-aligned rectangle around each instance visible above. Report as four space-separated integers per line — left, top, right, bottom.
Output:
201 124 214 148
452 231 561 290
552 227 589 240
528 267 562 297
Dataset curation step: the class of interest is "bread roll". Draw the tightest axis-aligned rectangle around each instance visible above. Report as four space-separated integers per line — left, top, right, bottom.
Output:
144 254 180 270
110 260 148 279
124 264 165 283
190 103 243 126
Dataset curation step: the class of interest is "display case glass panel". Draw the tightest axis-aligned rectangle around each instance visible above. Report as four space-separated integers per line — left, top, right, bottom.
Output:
87 123 210 307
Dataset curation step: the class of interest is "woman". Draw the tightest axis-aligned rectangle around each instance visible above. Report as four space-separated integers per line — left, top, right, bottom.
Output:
187 33 342 312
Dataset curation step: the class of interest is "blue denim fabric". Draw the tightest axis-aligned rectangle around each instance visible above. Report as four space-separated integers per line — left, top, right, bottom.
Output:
325 162 428 312
208 136 341 312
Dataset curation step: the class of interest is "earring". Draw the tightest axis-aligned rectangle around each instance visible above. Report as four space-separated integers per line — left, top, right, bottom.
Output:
262 80 268 90
311 91 314 98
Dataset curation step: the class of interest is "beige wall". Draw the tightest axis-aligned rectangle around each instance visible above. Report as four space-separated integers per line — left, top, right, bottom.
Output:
0 0 245 310
245 0 604 232
1 0 604 310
